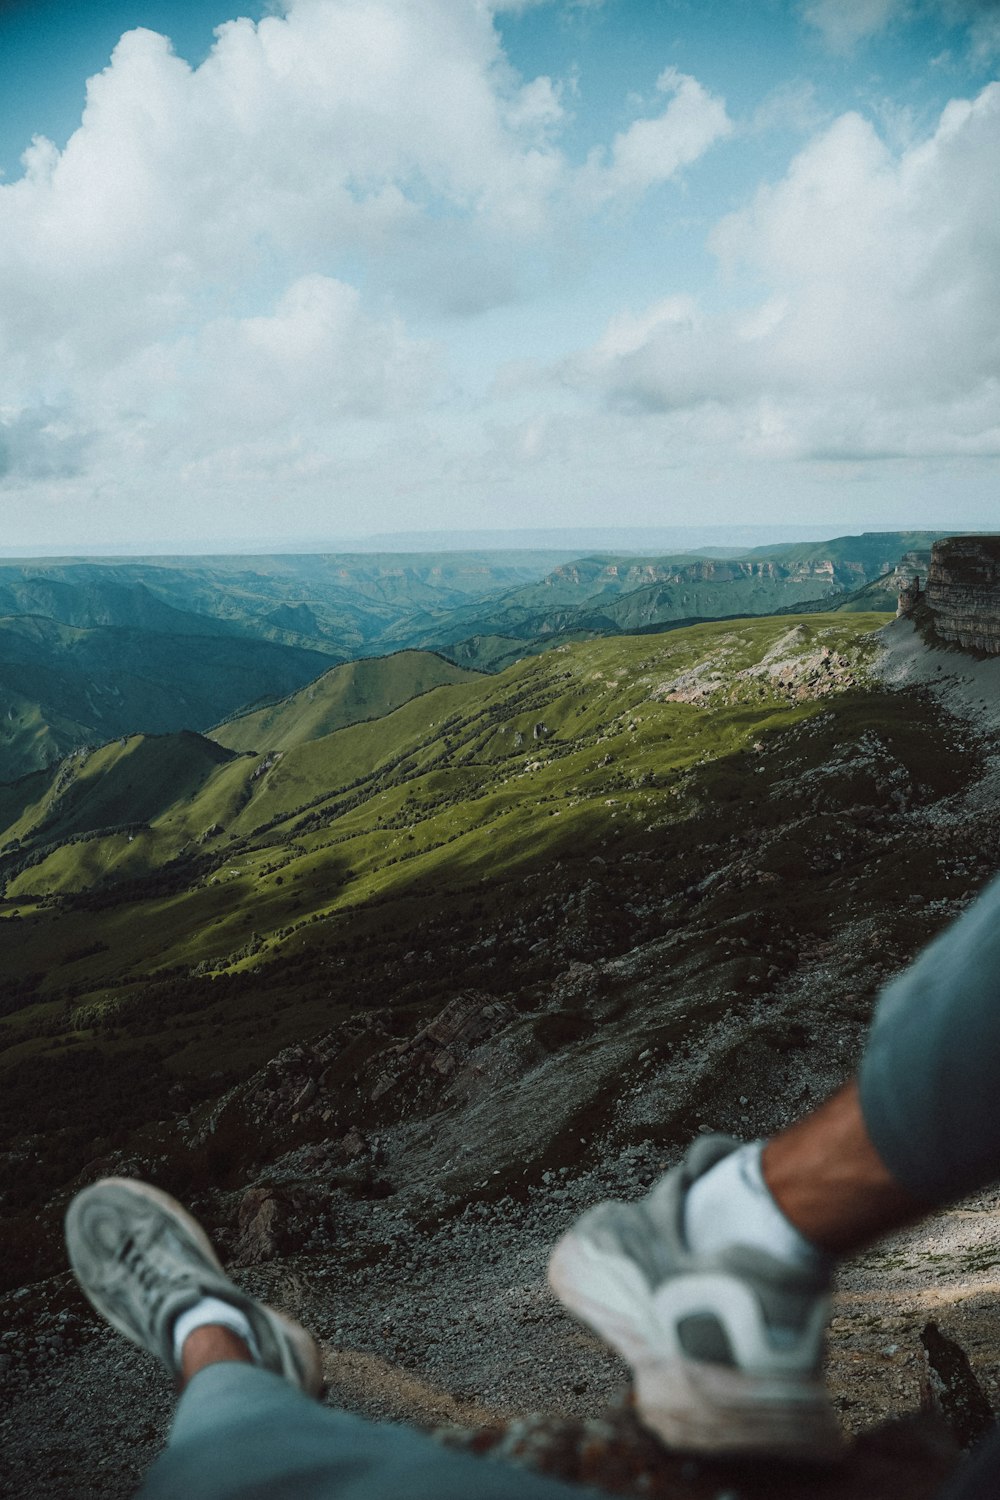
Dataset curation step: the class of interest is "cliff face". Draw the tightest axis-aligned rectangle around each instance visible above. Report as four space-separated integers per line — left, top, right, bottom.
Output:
925 537 1000 654
547 557 844 592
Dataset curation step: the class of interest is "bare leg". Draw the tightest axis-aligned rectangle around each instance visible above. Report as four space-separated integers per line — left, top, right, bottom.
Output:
180 1325 254 1387
762 1080 927 1255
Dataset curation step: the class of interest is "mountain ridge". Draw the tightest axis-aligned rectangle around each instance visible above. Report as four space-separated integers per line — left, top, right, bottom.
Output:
0 533 957 782
210 650 481 754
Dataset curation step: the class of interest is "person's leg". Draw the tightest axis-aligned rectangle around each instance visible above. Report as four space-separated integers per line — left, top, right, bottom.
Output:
857 873 1000 1204
548 876 1000 1459
181 1323 255 1380
66 1178 591 1500
746 874 1000 1251
141 1360 590 1500
761 1080 926 1253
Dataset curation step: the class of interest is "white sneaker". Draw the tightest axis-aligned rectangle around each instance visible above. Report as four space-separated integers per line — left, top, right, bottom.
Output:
548 1136 843 1460
65 1177 323 1395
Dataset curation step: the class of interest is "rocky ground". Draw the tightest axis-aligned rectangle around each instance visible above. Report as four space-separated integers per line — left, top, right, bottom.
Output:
5 616 1000 1498
3 1166 998 1499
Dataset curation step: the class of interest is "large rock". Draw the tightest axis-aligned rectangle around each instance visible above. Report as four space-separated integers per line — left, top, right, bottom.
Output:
925 537 1000 654
232 1187 286 1264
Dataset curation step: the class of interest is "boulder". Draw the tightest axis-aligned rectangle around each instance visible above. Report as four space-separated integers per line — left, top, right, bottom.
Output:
232 1187 285 1265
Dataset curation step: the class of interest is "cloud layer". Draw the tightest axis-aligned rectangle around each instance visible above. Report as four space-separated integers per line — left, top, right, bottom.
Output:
559 82 1000 463
0 0 737 529
0 0 997 540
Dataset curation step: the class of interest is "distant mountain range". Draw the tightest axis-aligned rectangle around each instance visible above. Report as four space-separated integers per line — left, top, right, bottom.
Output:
389 533 939 668
0 553 564 780
0 615 331 784
0 532 946 780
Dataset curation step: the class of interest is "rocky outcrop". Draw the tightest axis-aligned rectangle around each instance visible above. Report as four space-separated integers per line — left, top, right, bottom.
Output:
918 1321 996 1452
923 537 1000 654
896 576 924 619
371 992 514 1099
232 1186 287 1264
654 623 871 707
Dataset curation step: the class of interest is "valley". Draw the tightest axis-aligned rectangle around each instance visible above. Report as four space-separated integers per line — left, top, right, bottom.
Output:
0 533 938 781
2 536 1000 1498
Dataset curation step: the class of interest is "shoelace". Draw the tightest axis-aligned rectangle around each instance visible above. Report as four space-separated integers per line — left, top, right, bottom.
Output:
116 1233 174 1316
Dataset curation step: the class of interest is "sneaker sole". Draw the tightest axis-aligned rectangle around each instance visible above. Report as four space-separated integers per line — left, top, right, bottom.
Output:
548 1228 843 1461
67 1177 323 1397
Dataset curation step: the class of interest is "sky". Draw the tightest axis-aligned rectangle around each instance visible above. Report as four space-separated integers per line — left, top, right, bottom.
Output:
0 0 998 551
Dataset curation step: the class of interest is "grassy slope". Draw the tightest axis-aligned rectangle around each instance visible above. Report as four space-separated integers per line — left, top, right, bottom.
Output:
0 615 332 783
16 600 996 1278
210 650 480 753
0 613 893 1007
2 733 237 844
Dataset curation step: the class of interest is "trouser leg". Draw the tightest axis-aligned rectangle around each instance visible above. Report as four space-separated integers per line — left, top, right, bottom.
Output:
138 1364 591 1500
858 875 1000 1204
856 881 1000 1498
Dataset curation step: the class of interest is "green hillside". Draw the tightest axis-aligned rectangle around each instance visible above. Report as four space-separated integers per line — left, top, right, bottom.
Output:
0 731 236 850
0 611 893 988
0 615 332 783
211 650 479 753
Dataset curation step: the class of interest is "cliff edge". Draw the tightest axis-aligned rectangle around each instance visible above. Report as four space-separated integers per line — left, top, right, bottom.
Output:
899 536 1000 654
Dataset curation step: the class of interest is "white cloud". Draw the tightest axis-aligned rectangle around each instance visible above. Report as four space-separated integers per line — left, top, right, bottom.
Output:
76 273 441 500
0 0 568 377
803 0 1000 62
0 406 90 481
190 275 437 426
750 80 825 137
801 0 904 53
0 0 734 528
579 67 732 204
556 83 1000 461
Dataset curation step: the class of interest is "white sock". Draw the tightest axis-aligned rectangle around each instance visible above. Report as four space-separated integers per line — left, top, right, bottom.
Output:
171 1297 261 1368
683 1141 831 1272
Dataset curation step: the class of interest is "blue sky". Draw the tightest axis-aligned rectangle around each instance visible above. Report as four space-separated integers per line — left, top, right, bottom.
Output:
0 0 998 549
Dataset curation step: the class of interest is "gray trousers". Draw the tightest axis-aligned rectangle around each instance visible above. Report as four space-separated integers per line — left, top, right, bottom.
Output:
140 878 1000 1499
138 1363 589 1499
859 873 1000 1203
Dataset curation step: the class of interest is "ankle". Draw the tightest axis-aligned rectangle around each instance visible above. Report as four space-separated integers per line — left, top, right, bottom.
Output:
683 1140 832 1273
172 1295 260 1378
180 1324 254 1386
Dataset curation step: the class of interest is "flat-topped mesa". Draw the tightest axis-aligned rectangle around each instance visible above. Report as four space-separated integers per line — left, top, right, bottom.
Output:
923 536 1000 654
